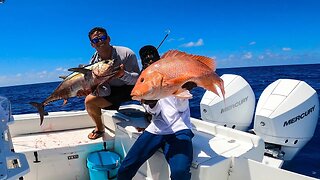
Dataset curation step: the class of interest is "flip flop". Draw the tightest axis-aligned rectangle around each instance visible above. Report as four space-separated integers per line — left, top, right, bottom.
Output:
88 129 105 140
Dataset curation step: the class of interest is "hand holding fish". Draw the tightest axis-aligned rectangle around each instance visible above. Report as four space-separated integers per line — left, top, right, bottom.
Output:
115 64 125 78
76 89 91 97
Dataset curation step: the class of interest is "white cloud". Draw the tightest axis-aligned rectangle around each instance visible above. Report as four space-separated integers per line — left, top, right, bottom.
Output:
37 71 48 78
0 70 62 87
249 41 256 45
181 38 204 47
242 52 253 59
167 37 185 42
56 67 68 72
282 47 292 51
167 38 175 42
0 76 7 81
210 56 217 60
10 70 59 85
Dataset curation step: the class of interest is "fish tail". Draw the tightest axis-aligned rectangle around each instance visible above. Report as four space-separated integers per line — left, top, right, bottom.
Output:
217 78 226 104
197 74 225 101
29 102 46 125
211 77 226 100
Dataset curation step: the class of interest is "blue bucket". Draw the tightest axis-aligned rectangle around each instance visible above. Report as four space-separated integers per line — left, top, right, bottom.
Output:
87 151 121 180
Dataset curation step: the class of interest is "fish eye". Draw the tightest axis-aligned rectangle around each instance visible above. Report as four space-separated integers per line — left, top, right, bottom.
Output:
140 77 144 82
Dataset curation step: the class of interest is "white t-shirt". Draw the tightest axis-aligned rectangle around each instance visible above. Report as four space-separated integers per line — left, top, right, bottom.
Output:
144 96 192 135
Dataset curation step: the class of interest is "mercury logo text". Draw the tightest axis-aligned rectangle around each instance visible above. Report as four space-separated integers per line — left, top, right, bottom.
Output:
221 96 248 113
283 105 316 127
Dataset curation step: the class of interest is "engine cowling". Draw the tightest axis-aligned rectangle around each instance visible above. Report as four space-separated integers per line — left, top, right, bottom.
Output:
254 79 319 161
200 74 255 131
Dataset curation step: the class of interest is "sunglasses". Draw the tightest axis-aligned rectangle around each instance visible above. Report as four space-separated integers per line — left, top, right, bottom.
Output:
91 35 107 44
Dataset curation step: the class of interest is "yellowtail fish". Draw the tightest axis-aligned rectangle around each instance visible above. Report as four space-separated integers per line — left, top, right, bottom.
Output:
30 59 119 125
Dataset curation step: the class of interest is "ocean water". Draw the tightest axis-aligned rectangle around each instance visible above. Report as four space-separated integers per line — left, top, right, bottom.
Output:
0 63 319 178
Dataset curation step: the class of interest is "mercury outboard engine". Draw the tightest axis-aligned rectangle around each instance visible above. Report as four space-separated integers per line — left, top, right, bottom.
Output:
254 79 319 161
200 74 255 131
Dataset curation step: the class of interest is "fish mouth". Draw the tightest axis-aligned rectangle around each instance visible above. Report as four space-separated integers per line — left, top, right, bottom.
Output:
130 92 139 98
130 91 142 101
131 95 140 101
92 60 116 78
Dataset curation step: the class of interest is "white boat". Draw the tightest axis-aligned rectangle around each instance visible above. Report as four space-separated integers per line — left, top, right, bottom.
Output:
1 74 319 180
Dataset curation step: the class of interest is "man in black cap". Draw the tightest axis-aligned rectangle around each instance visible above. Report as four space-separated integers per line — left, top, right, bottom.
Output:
117 45 194 180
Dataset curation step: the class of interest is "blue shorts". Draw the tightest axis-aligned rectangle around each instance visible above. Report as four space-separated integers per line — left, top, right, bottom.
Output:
117 129 194 180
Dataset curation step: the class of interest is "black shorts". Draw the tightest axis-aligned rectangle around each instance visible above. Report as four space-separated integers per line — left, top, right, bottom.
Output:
103 85 134 110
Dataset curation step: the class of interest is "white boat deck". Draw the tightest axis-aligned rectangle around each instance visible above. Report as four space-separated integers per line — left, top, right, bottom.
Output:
12 127 114 153
6 106 318 180
9 110 116 180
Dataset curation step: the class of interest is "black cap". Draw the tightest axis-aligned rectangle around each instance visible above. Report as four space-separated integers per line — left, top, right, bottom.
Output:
139 45 160 67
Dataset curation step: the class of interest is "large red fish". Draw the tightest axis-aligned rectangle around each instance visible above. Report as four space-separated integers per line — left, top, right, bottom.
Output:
30 60 119 125
131 50 225 101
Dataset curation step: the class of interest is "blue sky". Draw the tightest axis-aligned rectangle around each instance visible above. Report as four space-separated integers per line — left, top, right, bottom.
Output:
0 0 319 87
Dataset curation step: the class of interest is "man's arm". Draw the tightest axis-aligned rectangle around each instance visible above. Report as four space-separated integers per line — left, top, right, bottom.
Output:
119 53 140 85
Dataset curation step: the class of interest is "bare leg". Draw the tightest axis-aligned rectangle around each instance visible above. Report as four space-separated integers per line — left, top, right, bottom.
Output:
85 94 112 134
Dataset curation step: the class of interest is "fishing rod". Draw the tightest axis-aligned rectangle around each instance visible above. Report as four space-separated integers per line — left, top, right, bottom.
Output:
157 30 170 50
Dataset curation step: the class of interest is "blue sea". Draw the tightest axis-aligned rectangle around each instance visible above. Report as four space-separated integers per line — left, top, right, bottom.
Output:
0 63 319 178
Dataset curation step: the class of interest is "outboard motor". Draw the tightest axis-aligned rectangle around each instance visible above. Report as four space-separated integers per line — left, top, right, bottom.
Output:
254 79 319 161
200 74 255 131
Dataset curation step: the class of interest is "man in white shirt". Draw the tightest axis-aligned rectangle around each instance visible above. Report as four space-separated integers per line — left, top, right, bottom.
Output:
117 45 195 180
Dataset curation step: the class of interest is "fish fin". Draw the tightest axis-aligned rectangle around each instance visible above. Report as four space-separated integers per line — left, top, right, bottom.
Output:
173 90 193 99
62 99 68 106
29 102 47 126
165 75 190 86
68 67 91 74
161 50 182 58
59 75 67 80
190 55 216 71
161 50 216 70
